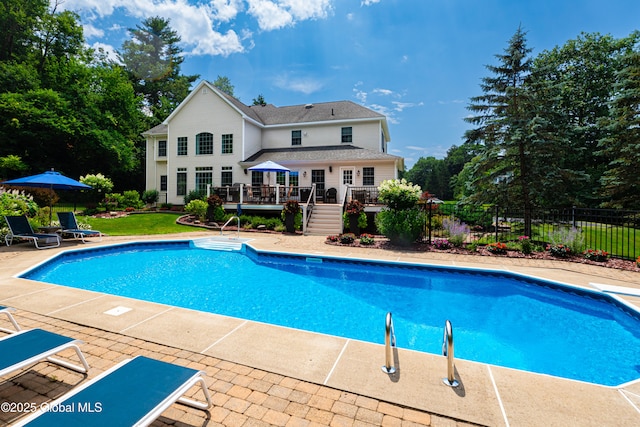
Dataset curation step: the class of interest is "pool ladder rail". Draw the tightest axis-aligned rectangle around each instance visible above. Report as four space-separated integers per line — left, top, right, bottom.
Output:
381 312 397 374
442 319 459 387
220 216 240 239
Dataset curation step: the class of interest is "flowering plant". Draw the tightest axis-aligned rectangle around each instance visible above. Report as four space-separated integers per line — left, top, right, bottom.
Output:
637 256 640 268
547 244 571 258
359 233 375 245
340 233 356 244
326 235 339 242
377 178 421 210
518 235 532 254
486 242 507 254
345 200 364 215
583 249 608 262
282 199 300 215
432 238 451 250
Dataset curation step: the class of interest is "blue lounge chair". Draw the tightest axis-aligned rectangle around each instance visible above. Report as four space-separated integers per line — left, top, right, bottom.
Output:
0 306 21 333
16 356 212 426
57 212 102 243
0 329 89 379
4 215 61 249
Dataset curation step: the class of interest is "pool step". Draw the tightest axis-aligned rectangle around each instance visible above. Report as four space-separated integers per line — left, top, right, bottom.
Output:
192 239 243 251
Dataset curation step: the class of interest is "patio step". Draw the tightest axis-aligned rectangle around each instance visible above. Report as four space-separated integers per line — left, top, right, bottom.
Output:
306 204 343 236
192 238 243 251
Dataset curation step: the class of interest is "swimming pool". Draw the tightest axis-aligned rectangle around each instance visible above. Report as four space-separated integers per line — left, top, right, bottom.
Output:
22 240 640 387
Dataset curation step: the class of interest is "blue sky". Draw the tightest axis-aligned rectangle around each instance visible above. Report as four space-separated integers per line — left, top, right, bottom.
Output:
57 0 640 168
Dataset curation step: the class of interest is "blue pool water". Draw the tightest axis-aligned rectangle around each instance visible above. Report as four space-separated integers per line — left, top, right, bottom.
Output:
22 241 640 386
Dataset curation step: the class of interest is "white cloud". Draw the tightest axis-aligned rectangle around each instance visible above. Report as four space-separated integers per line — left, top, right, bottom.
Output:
361 0 381 6
83 24 104 39
211 0 243 22
246 0 332 31
372 88 393 96
274 74 324 94
392 101 424 112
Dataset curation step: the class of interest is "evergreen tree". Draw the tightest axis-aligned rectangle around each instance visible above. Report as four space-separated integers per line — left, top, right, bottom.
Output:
213 75 235 96
119 17 199 123
464 27 536 235
598 49 640 208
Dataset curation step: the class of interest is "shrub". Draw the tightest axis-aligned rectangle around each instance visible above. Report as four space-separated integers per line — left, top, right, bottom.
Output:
548 227 584 254
518 235 532 254
377 179 422 210
442 217 469 247
184 190 205 205
121 190 144 209
359 233 375 245
547 244 571 258
432 238 451 250
583 249 608 262
343 211 368 229
282 199 301 215
345 200 364 215
141 189 159 205
375 208 425 246
340 233 356 244
486 242 508 254
80 173 114 194
184 199 208 221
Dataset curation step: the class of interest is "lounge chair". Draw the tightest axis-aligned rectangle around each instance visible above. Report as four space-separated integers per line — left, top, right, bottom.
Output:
0 306 21 333
15 356 212 426
3 215 61 249
0 329 89 379
57 212 102 243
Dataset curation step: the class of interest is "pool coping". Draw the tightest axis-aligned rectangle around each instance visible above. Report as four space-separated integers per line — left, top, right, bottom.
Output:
2 232 640 426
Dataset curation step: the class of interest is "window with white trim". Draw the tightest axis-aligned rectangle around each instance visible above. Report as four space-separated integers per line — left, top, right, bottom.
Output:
176 168 187 196
196 132 213 155
177 137 188 156
221 166 233 186
195 166 213 193
221 134 233 154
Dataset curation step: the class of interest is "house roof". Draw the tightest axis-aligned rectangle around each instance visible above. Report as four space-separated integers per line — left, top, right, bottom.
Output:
242 145 402 164
141 124 167 136
247 101 384 126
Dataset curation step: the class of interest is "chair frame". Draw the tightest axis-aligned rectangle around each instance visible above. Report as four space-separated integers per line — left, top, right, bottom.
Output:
15 356 212 427
3 215 61 249
57 212 102 243
0 329 89 378
0 306 21 333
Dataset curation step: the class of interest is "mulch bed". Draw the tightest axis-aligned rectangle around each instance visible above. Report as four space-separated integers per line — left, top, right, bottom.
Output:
325 238 640 272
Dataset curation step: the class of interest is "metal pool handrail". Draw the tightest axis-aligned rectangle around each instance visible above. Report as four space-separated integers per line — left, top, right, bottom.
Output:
381 312 396 374
442 319 459 387
220 216 240 239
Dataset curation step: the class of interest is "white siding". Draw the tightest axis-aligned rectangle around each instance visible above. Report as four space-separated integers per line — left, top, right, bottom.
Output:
261 121 382 151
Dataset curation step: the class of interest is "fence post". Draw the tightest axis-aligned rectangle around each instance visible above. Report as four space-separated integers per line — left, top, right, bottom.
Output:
572 205 576 229
495 205 499 242
428 201 433 244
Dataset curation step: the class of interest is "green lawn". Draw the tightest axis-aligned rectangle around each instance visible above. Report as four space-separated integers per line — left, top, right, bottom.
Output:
82 213 192 236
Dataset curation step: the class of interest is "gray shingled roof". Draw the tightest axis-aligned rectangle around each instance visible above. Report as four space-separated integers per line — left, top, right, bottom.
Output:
142 123 167 136
247 101 384 125
243 145 401 163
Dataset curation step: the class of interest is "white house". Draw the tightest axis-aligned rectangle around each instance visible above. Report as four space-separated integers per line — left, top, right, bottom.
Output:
143 80 403 209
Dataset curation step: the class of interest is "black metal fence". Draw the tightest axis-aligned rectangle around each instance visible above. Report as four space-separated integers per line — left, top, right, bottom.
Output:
424 204 640 260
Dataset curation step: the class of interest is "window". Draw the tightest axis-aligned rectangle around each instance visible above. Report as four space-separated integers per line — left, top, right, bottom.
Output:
362 167 375 186
160 175 167 191
195 167 213 193
158 140 167 157
196 132 213 155
176 168 187 196
341 127 352 143
251 171 263 187
177 137 188 156
221 166 233 186
221 134 233 154
291 130 302 146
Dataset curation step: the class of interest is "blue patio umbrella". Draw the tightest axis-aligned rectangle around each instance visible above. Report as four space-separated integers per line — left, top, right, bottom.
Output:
1 169 92 224
2 169 91 190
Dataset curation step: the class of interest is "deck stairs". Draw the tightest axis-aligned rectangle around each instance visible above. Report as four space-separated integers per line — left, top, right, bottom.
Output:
305 204 343 235
192 238 245 251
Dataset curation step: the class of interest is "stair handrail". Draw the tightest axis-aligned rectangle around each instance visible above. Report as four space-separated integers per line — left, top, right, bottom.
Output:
220 215 240 239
